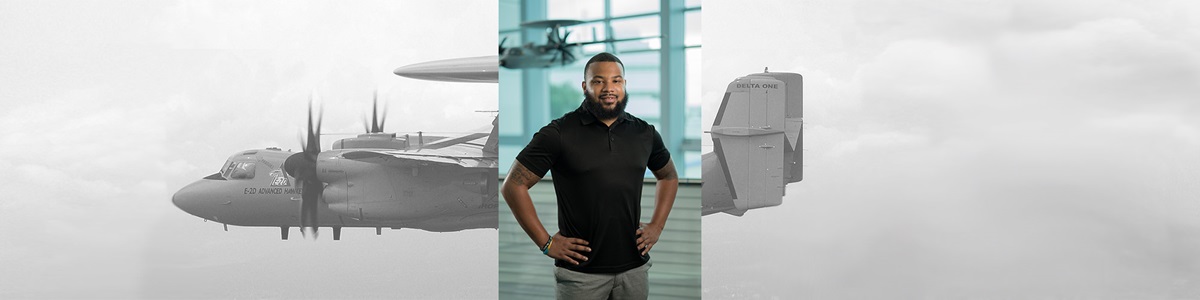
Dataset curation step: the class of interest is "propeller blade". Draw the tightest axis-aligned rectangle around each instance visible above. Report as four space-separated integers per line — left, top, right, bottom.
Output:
300 179 321 239
371 91 380 133
362 115 370 133
499 36 508 54
364 90 388 133
379 102 388 133
283 97 324 239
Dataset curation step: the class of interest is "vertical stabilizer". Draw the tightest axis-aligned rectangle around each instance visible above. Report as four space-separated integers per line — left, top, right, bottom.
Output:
483 116 499 157
703 70 803 216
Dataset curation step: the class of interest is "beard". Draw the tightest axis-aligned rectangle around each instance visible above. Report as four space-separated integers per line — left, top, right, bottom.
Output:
582 91 628 120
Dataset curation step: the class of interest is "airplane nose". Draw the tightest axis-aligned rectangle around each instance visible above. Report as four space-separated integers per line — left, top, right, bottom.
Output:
172 180 210 219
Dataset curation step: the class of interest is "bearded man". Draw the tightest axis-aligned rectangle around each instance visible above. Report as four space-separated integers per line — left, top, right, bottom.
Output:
501 52 679 299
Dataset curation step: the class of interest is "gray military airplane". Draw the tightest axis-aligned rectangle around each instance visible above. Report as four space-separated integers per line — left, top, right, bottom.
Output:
172 96 499 240
702 69 804 216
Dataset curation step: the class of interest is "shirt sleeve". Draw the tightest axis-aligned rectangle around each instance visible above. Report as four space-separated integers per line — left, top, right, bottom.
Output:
647 125 671 171
515 123 561 178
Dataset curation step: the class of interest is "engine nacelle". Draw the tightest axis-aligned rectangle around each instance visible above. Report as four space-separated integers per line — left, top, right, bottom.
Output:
331 133 409 150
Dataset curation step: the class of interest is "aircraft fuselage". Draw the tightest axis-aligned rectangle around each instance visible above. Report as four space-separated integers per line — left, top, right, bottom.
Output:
173 148 497 233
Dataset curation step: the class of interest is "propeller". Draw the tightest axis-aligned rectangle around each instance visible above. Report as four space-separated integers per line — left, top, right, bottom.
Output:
363 90 388 134
547 26 576 66
499 36 508 55
283 98 323 239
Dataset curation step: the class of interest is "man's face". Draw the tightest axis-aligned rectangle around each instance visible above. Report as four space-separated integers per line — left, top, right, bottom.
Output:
581 61 626 119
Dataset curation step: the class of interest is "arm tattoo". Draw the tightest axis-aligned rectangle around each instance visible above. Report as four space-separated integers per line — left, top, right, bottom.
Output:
506 162 543 188
652 159 678 181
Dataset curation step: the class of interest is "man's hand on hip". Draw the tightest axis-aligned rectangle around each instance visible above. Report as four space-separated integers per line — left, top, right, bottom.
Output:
548 232 591 265
636 222 663 256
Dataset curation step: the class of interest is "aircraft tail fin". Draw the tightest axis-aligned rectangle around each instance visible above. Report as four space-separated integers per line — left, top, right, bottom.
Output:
758 72 803 184
704 71 804 216
420 116 498 152
483 116 498 157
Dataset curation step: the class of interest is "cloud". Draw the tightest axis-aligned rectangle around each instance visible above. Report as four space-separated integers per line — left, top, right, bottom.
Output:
703 0 1200 298
0 0 499 298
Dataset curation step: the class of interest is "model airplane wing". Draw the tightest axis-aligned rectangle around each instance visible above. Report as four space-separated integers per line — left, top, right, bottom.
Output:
702 71 803 216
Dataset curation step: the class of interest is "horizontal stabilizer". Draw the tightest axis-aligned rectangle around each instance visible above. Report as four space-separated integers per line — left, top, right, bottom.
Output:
701 152 737 216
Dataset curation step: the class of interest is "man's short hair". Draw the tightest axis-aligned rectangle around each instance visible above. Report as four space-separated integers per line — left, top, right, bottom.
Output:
583 52 624 77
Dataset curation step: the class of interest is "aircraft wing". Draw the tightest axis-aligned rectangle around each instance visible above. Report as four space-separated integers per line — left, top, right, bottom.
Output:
341 149 497 169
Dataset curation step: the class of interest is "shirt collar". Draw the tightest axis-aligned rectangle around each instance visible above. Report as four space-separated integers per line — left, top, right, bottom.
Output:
577 103 632 126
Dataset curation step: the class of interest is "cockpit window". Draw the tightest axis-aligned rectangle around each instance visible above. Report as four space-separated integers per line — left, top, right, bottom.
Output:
223 161 256 180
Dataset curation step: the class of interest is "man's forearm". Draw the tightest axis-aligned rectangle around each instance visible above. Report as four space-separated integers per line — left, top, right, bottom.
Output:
649 159 680 227
649 178 678 227
501 162 550 247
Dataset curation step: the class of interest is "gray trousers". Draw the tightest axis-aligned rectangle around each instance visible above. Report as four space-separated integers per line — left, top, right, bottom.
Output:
554 260 651 300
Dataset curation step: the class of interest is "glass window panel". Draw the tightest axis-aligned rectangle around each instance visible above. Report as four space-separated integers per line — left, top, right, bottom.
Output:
581 43 608 54
685 48 701 106
498 144 524 176
499 0 523 31
619 52 660 125
685 10 701 47
547 59 588 118
686 48 701 140
548 0 604 20
612 0 659 16
613 38 660 53
499 68 523 136
684 150 701 179
229 161 255 180
610 16 660 40
565 22 608 44
686 0 701 9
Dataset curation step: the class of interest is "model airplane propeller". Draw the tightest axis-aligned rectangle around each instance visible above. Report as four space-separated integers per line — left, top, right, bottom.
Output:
499 19 615 69
702 69 804 216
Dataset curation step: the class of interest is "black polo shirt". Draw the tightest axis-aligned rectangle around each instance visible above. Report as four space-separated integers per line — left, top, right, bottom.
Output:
516 104 671 274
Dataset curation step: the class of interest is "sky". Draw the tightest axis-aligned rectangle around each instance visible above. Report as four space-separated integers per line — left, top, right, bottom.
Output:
701 0 1200 298
0 0 498 298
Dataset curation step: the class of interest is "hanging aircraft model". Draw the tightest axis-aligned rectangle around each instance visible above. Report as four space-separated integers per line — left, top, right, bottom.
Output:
702 69 804 216
172 93 500 240
499 19 622 69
